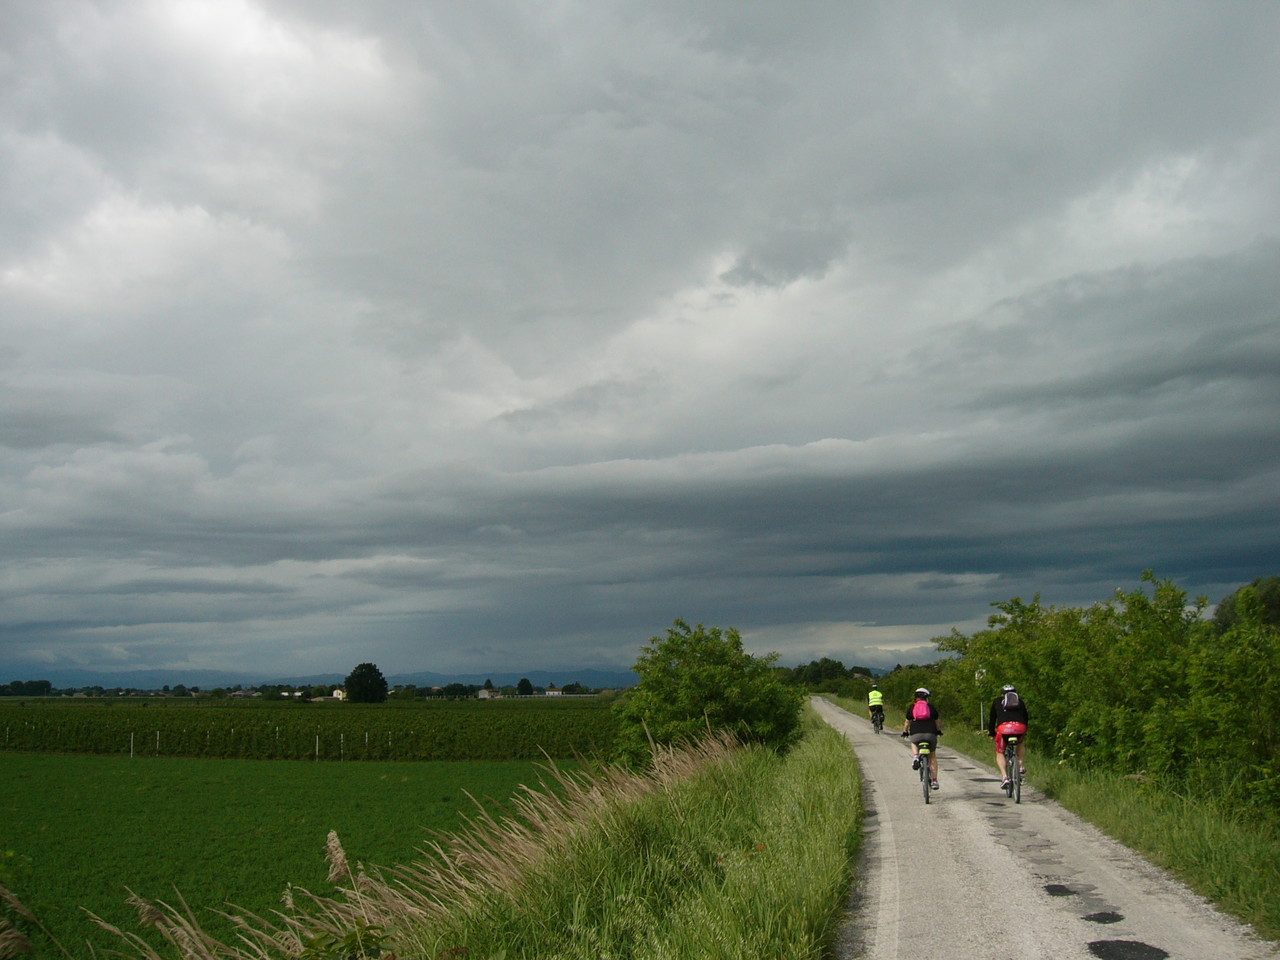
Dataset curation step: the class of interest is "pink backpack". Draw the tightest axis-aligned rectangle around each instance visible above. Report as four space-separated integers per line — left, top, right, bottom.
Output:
911 699 932 721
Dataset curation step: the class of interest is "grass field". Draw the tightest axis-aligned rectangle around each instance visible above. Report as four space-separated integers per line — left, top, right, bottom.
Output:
0 695 617 761
0 752 555 956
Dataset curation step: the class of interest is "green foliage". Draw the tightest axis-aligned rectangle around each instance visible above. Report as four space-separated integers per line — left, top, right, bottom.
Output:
0 698 617 761
1213 575 1280 633
302 920 390 959
612 620 804 765
783 658 878 702
882 571 1280 812
0 680 54 697
343 663 388 703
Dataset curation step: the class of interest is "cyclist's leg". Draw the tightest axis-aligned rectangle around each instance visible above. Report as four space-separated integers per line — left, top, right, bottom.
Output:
994 730 1008 780
918 734 938 782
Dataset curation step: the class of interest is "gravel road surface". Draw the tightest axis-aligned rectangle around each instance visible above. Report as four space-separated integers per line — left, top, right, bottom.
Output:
812 697 1279 960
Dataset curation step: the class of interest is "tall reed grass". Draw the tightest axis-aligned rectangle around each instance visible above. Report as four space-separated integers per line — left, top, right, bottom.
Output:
2 711 861 960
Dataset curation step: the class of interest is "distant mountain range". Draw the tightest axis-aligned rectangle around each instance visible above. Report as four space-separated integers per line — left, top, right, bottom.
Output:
1 666 639 691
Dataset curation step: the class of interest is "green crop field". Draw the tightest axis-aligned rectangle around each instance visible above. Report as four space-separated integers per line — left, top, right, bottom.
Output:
0 751 564 956
0 696 618 761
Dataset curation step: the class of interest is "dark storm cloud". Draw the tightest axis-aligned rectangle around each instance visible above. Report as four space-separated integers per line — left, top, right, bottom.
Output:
2 1 1279 678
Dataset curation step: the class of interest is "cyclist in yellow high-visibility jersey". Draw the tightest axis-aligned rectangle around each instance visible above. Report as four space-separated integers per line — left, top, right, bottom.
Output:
867 684 885 725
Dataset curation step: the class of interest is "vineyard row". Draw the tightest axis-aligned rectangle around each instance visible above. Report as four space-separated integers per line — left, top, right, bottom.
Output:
0 708 617 761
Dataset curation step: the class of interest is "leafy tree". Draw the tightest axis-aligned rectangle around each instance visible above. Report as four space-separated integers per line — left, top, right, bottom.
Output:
343 663 389 703
612 619 804 765
516 678 534 696
1213 576 1280 633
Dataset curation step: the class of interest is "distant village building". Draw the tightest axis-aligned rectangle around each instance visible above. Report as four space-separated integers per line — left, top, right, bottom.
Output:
545 684 562 697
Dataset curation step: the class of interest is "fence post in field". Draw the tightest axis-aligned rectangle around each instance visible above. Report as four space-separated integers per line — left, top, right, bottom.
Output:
130 732 134 758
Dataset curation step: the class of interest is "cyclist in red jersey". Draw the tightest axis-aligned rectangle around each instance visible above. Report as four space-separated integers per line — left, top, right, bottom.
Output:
988 684 1029 789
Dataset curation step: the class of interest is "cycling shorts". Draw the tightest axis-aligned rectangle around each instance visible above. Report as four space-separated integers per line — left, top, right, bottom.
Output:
908 732 938 751
869 704 884 715
994 721 1027 752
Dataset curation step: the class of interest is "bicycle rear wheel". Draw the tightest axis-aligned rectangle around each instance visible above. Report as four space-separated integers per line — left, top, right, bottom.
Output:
1010 752 1022 803
921 750 931 803
1003 747 1016 799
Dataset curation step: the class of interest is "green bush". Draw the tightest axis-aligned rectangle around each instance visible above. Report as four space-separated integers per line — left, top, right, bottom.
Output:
880 571 1280 813
612 620 804 766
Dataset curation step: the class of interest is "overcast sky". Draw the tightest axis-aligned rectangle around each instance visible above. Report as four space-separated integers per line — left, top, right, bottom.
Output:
3 1 1279 681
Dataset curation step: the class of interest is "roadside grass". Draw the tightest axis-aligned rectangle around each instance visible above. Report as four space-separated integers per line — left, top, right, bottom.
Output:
54 711 861 960
1031 763 1280 940
402 712 862 960
829 695 1280 941
0 753 549 956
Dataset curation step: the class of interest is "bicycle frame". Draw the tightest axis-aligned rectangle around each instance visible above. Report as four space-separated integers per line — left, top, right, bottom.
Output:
917 741 933 804
1002 734 1022 803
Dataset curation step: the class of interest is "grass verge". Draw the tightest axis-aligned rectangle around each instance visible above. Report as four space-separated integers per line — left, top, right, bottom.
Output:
29 711 861 960
829 697 1280 941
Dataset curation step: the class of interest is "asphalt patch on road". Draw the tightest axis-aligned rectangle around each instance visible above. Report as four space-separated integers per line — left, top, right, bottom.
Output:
1083 911 1124 924
1044 883 1078 897
1087 940 1169 959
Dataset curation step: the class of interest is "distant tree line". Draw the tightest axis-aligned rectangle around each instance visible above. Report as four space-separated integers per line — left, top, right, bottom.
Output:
781 656 878 698
1 680 55 697
2 664 605 700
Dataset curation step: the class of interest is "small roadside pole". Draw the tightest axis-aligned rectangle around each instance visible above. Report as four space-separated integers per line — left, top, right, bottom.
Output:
975 668 987 731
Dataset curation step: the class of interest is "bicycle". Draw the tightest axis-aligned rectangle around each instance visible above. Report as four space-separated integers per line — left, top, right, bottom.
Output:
870 708 884 734
916 741 933 803
1002 734 1022 803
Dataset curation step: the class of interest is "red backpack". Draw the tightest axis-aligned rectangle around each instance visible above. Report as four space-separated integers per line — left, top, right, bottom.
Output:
911 699 932 721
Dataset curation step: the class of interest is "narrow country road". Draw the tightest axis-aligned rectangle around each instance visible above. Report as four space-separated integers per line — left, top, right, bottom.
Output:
812 697 1280 960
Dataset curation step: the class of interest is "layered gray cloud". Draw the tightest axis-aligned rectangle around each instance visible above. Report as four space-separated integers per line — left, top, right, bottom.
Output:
2 1 1278 680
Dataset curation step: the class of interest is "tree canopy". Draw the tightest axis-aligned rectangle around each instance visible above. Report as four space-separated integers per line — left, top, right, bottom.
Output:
1213 575 1280 632
879 571 1280 809
612 619 804 765
343 662 388 703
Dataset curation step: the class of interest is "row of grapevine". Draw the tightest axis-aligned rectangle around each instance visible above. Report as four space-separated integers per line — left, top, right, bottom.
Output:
0 701 617 761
